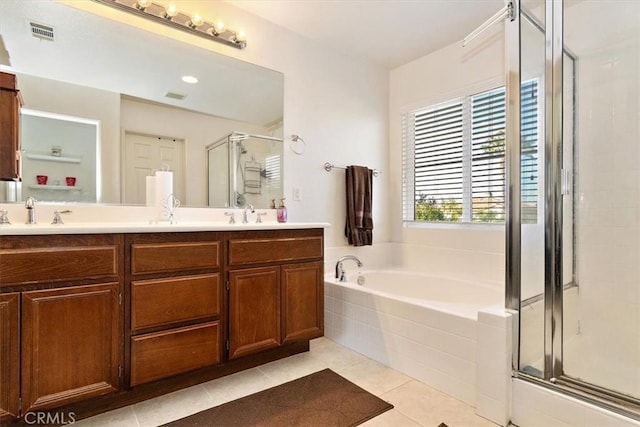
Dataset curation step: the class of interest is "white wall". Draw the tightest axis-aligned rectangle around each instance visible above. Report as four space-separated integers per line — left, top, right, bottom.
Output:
388 24 506 287
72 0 390 248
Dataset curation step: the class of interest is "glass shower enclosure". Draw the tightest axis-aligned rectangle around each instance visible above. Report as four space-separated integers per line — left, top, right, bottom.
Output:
506 0 640 418
206 132 283 209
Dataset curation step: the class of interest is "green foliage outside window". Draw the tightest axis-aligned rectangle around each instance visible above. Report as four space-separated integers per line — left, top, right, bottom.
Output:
414 195 462 222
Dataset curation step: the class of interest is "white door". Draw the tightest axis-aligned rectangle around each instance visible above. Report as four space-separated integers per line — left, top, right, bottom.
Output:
123 132 185 205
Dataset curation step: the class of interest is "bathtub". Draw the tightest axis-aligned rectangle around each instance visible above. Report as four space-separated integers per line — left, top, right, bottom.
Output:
324 269 503 405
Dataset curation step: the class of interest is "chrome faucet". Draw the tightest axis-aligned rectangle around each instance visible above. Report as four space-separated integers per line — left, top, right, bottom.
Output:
242 204 255 224
335 255 363 282
51 209 72 225
0 209 10 225
25 196 36 224
225 211 236 224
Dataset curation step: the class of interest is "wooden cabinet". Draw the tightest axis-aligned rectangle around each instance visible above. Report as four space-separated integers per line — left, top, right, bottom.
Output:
131 321 220 386
282 262 323 344
0 234 123 419
228 267 281 360
227 229 324 360
0 71 21 181
0 293 20 421
127 233 223 386
21 283 121 412
1 227 323 422
131 274 220 331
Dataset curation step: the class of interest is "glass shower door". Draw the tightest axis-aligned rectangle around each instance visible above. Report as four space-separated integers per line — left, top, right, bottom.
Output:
510 0 640 415
518 0 546 379
561 0 640 401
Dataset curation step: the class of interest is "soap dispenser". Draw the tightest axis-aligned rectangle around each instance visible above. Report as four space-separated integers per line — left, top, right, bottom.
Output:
277 198 287 223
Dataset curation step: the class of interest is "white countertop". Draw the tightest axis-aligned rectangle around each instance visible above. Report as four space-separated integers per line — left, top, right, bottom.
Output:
0 204 329 235
0 221 329 235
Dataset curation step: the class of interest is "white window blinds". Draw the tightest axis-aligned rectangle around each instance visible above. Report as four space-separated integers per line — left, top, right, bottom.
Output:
403 81 539 224
413 101 465 222
471 87 506 222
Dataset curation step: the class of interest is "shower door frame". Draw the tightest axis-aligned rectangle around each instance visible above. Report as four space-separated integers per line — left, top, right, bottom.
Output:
505 0 640 419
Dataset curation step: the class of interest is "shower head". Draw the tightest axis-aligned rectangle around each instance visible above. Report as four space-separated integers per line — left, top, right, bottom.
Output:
237 142 248 154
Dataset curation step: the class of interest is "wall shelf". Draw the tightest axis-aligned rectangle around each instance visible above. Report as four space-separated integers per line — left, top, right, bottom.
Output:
25 153 82 164
28 185 82 191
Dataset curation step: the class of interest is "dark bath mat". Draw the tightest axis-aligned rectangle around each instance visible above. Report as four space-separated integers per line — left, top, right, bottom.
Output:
162 368 393 427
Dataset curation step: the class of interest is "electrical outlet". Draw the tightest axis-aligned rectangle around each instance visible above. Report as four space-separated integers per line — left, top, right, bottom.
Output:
292 187 301 201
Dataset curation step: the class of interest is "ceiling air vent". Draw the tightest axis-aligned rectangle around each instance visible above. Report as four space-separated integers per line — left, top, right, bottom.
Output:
165 91 187 101
29 22 55 41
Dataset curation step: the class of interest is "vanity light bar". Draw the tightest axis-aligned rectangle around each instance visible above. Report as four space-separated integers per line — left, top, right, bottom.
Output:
91 0 246 49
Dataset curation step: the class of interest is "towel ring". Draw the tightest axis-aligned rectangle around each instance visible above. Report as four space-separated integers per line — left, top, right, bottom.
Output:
290 135 306 155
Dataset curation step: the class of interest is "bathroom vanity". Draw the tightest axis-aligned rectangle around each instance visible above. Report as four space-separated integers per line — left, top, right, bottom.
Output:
0 223 325 423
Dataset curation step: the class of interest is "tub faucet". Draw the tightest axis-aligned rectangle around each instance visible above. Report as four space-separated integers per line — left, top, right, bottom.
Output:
25 196 36 224
242 204 255 224
335 255 363 282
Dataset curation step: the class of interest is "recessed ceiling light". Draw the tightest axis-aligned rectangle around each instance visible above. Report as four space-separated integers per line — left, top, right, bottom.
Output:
182 75 198 84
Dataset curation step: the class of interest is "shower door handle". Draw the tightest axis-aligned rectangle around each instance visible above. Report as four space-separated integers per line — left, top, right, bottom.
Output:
561 169 571 196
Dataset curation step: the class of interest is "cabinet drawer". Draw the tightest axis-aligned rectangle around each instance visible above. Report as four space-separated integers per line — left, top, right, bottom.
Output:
0 246 117 285
228 236 322 266
131 242 220 274
131 274 220 331
130 321 220 386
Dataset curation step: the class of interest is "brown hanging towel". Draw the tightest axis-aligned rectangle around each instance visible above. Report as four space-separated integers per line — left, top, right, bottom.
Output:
345 165 373 246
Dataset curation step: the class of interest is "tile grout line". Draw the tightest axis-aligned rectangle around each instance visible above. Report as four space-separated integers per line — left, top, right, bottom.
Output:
130 404 143 427
377 381 431 427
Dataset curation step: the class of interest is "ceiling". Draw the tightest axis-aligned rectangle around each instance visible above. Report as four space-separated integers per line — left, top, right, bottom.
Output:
225 0 505 68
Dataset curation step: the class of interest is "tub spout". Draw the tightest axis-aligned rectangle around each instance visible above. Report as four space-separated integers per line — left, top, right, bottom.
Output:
335 255 363 282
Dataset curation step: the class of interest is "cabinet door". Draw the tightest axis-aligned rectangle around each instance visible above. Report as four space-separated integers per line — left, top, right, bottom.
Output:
0 87 20 181
0 293 19 421
281 262 324 344
22 283 121 412
228 267 280 360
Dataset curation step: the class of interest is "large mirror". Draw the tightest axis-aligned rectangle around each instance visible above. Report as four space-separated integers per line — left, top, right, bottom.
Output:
0 0 284 208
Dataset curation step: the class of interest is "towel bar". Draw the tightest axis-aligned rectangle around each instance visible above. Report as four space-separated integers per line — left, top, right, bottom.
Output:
323 162 380 177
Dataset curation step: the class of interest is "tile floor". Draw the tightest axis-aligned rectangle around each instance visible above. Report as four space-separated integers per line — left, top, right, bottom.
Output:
75 337 497 427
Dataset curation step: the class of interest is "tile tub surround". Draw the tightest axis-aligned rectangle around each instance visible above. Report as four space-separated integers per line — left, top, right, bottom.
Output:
324 279 478 405
475 307 515 426
325 240 504 292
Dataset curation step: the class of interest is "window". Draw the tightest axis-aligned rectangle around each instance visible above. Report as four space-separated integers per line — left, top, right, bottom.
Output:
402 81 538 224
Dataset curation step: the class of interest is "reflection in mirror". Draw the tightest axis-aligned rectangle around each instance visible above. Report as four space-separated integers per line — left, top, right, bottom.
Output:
0 0 284 208
207 133 283 208
20 109 99 203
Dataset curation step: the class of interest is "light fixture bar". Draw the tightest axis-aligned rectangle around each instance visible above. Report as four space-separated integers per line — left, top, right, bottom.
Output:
91 0 246 49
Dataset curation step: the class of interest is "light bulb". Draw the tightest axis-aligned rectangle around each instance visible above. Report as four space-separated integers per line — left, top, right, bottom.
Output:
213 20 225 34
235 30 246 42
188 13 204 28
136 0 152 10
163 3 178 19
